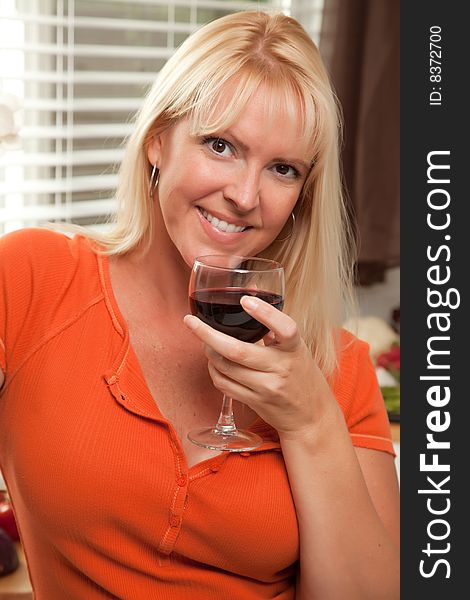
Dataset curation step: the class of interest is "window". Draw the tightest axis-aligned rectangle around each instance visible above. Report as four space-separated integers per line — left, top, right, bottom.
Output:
0 0 324 235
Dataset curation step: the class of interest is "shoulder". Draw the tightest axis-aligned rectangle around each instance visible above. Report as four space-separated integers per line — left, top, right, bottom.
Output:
0 227 103 323
0 226 64 249
1 227 82 263
1 228 104 380
0 228 70 279
0 228 68 294
331 328 394 454
332 328 380 417
335 328 371 377
0 227 98 280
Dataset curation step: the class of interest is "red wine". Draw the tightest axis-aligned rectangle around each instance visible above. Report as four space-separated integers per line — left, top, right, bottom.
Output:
190 288 284 343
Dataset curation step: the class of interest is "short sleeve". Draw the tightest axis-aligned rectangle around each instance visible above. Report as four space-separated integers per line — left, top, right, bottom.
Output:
0 227 82 386
332 330 395 456
0 229 32 376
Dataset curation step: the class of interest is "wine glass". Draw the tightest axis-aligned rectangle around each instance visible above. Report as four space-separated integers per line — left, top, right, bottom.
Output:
187 255 285 451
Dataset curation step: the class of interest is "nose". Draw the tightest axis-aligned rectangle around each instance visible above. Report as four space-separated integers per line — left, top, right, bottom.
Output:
223 166 260 213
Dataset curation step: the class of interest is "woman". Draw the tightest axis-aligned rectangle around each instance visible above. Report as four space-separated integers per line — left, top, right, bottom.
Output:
0 11 399 599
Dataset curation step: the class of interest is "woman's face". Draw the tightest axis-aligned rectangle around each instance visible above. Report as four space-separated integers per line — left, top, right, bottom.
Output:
147 86 313 268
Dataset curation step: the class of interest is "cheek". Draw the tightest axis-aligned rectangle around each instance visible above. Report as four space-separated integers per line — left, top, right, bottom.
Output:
164 160 223 207
261 190 299 228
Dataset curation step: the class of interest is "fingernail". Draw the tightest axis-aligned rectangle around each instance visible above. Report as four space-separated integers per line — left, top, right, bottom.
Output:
242 296 258 309
183 315 199 330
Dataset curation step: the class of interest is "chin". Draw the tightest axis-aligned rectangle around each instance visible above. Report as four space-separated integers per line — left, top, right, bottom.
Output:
179 246 216 268
175 236 272 267
180 244 230 266
179 251 197 269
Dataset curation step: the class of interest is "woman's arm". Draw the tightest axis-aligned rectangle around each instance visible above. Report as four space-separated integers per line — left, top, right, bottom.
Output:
184 298 400 598
284 412 399 600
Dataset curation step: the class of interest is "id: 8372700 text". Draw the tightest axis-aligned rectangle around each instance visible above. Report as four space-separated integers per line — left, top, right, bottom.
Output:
429 25 442 107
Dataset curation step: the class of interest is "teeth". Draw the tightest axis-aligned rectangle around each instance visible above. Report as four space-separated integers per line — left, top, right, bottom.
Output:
200 208 246 233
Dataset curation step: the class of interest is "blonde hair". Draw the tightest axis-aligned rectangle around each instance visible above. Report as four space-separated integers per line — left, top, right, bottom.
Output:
71 11 357 376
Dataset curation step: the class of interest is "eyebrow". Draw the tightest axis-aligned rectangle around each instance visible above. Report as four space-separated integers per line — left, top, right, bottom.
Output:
221 130 311 172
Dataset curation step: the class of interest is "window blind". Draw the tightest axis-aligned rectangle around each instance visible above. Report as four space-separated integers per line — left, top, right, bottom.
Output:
0 0 323 235
290 0 324 41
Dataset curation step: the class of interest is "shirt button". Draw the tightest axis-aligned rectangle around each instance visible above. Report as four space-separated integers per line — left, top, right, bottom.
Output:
170 515 182 527
177 475 187 487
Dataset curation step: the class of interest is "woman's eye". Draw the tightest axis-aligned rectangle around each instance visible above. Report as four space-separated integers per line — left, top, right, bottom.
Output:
204 137 233 157
274 164 299 179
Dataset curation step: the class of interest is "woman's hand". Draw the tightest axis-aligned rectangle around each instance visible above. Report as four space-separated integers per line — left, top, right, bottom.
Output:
183 295 338 438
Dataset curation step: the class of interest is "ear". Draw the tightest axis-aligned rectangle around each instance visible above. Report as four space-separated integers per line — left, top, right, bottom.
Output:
146 132 164 167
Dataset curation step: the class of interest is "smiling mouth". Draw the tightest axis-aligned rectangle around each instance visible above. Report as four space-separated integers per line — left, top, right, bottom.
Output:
198 207 250 233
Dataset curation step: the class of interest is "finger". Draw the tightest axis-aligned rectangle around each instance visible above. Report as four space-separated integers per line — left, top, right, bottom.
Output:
240 296 300 351
207 361 258 407
205 337 307 408
262 330 277 347
205 345 273 392
184 314 269 368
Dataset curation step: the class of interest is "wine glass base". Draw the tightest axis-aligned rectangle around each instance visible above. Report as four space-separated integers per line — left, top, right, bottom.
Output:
187 427 263 452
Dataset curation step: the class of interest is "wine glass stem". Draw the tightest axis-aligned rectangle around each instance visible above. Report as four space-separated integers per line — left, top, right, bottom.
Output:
214 395 237 434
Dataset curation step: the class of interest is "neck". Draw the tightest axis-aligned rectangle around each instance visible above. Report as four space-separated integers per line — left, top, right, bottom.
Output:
143 244 190 309
121 225 191 318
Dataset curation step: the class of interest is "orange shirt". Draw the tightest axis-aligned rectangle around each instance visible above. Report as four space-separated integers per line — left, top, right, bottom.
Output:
0 228 394 599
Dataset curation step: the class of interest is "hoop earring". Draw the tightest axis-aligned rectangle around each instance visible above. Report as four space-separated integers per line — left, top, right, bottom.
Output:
149 163 160 198
277 212 296 242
